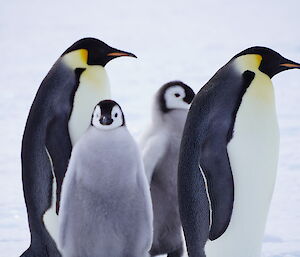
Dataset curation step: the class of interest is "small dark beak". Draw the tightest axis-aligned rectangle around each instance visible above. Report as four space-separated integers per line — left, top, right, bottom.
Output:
107 50 137 58
100 116 113 125
280 60 300 69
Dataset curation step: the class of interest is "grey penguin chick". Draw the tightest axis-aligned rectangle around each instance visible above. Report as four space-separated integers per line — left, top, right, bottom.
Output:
139 81 195 257
58 100 153 257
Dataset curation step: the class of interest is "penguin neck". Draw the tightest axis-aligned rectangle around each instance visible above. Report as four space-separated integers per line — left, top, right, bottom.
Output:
234 54 262 73
234 54 275 104
152 104 188 130
62 49 88 69
79 66 110 89
68 65 111 145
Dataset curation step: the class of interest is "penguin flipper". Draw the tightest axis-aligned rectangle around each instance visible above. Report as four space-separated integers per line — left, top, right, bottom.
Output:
178 122 210 257
178 86 236 256
45 115 72 213
199 71 256 240
199 143 234 240
188 110 234 241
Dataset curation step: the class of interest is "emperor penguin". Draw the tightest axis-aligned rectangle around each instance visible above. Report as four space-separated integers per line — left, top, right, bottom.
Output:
58 100 153 257
178 47 300 257
140 81 195 257
21 38 136 257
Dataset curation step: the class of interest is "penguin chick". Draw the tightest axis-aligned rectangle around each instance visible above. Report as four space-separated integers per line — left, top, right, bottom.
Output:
139 81 195 257
58 100 153 257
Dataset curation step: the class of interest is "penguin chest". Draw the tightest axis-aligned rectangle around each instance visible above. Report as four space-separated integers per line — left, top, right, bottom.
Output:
68 66 110 145
220 74 279 253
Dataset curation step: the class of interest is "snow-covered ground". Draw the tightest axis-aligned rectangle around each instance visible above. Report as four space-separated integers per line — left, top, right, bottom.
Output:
1 0 300 256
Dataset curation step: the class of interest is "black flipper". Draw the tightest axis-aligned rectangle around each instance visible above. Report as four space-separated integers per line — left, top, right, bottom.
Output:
204 70 255 240
178 66 255 256
200 133 234 240
21 132 62 257
20 61 82 257
45 115 72 213
178 107 210 257
44 67 84 213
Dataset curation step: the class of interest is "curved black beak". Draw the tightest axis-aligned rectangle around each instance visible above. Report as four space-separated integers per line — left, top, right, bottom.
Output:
107 50 137 58
280 59 300 69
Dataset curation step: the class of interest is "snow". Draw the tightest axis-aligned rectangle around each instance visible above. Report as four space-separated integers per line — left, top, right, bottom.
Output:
0 0 300 256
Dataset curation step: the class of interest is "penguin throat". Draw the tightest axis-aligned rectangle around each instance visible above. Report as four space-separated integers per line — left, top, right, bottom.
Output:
63 49 89 69
68 66 111 145
234 54 262 73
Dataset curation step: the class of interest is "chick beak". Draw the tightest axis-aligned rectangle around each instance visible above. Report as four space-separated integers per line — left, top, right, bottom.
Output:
100 116 113 126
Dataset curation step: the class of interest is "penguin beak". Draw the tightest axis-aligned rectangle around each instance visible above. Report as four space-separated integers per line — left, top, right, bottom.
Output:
107 51 137 58
280 60 300 69
100 116 113 126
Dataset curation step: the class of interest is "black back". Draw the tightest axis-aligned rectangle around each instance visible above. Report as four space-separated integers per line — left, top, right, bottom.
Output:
21 60 84 257
178 61 255 256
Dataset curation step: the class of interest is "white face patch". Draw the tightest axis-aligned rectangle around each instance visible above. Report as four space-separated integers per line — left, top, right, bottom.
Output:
164 85 190 110
92 105 123 130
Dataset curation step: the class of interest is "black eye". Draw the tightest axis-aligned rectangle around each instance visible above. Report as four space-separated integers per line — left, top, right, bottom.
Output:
175 93 180 97
114 113 118 118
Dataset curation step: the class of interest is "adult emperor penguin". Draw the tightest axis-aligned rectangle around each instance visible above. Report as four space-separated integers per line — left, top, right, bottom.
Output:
21 38 136 257
178 47 300 257
58 100 153 257
140 81 195 257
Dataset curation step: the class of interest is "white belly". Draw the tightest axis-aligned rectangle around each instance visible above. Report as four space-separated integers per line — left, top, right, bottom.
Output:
68 66 111 145
205 73 279 257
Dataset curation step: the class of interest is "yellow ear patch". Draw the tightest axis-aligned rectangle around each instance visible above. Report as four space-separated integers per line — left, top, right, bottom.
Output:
235 54 262 72
62 49 88 69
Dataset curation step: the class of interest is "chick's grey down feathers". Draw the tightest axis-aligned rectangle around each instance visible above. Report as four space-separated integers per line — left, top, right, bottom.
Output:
59 126 153 257
140 82 194 256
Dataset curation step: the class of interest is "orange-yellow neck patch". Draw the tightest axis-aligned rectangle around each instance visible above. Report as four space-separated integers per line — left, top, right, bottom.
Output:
62 49 88 69
235 54 262 72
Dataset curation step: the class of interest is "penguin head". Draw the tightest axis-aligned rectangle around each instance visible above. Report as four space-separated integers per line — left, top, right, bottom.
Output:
157 81 195 113
91 100 125 130
62 37 136 68
233 46 300 78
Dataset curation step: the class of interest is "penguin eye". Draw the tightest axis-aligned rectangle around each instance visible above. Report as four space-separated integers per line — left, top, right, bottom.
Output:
114 113 118 118
174 93 180 97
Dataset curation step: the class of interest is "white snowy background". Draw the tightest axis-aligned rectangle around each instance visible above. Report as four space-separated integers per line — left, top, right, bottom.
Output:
1 0 300 256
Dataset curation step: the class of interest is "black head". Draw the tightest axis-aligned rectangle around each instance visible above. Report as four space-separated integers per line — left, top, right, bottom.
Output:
91 100 125 130
157 81 195 113
234 46 300 78
62 37 136 66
